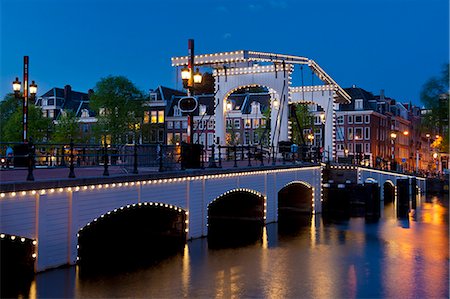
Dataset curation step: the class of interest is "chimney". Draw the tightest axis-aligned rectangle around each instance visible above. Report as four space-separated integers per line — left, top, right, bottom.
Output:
64 85 72 102
88 89 94 99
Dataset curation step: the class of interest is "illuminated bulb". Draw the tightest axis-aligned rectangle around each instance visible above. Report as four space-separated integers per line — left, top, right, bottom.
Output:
31 190 36 195
0 193 4 198
58 188 63 192
21 191 26 196
11 235 16 240
90 186 95 190
83 186 88 190
75 187 80 191
0 234 4 238
32 253 37 258
32 240 37 245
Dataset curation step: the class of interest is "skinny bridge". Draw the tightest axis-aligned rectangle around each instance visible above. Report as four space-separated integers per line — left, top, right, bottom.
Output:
0 162 425 272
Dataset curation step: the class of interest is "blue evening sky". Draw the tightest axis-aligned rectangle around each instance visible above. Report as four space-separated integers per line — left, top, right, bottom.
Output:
1 0 448 105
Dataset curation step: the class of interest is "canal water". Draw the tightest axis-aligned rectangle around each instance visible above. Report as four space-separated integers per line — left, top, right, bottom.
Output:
10 195 449 298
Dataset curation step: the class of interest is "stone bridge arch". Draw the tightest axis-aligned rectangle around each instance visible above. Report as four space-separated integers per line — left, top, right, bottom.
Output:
278 181 314 218
207 188 266 246
76 202 188 269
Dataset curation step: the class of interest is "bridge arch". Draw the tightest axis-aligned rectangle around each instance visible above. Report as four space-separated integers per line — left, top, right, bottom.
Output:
77 202 187 270
207 188 266 247
383 180 395 204
278 181 314 219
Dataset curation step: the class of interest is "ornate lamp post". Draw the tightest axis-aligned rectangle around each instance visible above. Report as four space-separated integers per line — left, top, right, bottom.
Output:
180 39 202 144
12 56 38 143
307 133 314 161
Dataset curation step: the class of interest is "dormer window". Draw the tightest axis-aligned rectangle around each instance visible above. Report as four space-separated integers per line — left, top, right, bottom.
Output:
355 99 363 110
251 102 260 114
174 106 181 117
81 109 89 118
150 92 158 101
199 104 207 116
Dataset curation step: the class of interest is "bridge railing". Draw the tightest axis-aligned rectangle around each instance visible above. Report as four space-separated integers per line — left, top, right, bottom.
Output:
0 140 323 182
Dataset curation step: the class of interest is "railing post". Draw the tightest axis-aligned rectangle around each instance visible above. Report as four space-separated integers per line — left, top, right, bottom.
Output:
133 142 138 174
68 138 76 178
208 144 217 168
61 145 66 167
218 145 222 168
103 143 109 176
233 145 238 167
158 144 163 172
247 145 252 167
260 144 264 167
201 145 205 169
26 139 35 181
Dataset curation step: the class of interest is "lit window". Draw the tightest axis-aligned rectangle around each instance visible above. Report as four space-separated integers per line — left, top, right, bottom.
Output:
244 119 251 128
199 105 206 116
151 111 157 123
144 111 150 124
252 119 259 128
158 111 164 123
348 127 353 140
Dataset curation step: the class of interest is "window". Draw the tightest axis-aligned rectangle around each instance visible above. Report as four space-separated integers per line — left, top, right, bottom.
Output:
261 119 266 128
253 132 259 144
167 121 173 129
208 120 214 130
337 115 344 125
144 111 150 124
49 110 54 118
207 133 214 145
251 102 260 114
364 127 370 140
150 93 158 101
336 144 345 151
355 127 363 140
355 115 363 124
348 127 353 140
173 106 181 117
365 143 370 153
198 120 203 130
174 121 181 129
81 109 89 118
364 115 370 124
336 127 344 141
167 133 173 144
244 119 251 128
226 119 232 129
234 119 240 129
199 105 206 116
48 99 54 105
314 116 321 125
158 129 164 142
355 143 362 153
182 121 188 129
355 99 363 110
158 111 164 123
244 132 250 144
348 115 353 124
83 124 89 133
252 119 259 128
151 111 157 123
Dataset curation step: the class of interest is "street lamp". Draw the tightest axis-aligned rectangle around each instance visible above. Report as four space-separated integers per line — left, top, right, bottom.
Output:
307 133 314 161
390 132 397 171
12 56 38 143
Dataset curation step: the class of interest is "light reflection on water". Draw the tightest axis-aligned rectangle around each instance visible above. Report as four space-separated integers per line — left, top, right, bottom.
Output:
28 195 448 298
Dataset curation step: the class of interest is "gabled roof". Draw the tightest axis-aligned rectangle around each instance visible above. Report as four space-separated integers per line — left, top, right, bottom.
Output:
38 86 95 118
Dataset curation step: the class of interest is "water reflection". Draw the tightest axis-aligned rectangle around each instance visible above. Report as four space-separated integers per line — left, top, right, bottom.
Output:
13 195 448 298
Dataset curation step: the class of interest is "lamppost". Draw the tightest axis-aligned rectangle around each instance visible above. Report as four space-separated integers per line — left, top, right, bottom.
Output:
403 130 409 171
307 133 314 162
12 56 38 142
180 39 202 144
390 132 397 171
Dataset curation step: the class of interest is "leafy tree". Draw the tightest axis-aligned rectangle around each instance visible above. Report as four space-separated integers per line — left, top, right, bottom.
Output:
289 104 314 146
2 103 52 142
420 64 449 152
255 108 271 147
90 76 144 144
52 110 80 143
0 93 21 141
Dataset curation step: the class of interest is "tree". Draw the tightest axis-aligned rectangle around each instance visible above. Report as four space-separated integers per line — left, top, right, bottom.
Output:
2 104 53 142
289 104 314 146
52 110 80 143
90 76 144 144
0 93 21 141
420 64 449 152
